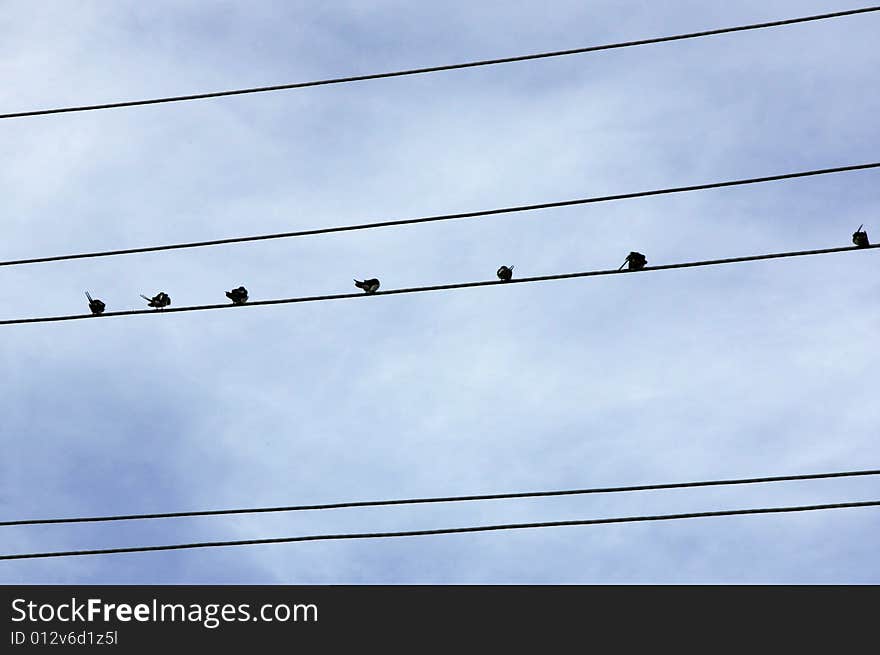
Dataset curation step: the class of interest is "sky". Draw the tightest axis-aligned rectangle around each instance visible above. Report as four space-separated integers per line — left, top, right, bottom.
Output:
0 0 878 584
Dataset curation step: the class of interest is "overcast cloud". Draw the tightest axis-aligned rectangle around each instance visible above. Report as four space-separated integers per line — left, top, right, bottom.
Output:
1 0 878 583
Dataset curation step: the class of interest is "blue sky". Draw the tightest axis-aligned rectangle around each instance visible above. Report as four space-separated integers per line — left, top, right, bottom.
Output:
1 0 878 583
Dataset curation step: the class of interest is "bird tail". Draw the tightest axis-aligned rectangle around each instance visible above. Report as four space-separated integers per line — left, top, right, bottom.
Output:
140 294 151 301
857 224 864 232
354 279 365 289
85 291 93 302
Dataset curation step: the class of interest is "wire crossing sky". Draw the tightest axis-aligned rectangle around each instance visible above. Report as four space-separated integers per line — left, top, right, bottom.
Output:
0 243 880 325
4 1 878 584
1 161 876 268
3 500 878 560
3 468 876 526
1 6 877 119
0 243 875 326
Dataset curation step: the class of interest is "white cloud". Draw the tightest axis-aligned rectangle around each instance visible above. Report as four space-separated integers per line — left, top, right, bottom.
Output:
1 0 878 583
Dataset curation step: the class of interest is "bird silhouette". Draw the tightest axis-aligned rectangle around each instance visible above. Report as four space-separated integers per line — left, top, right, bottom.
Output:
496 265 514 282
852 225 870 248
226 286 249 305
84 291 105 315
354 278 380 294
141 292 171 309
620 251 648 271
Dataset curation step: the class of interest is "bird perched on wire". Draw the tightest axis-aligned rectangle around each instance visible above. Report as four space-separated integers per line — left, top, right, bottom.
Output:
496 265 514 282
226 286 249 305
852 225 870 248
619 251 648 271
84 291 105 315
354 278 380 294
141 292 171 309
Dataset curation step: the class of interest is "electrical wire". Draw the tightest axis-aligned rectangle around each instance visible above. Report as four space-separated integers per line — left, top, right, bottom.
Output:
0 243 876 327
3 468 876 527
0 161 877 269
2 500 876 560
2 7 878 119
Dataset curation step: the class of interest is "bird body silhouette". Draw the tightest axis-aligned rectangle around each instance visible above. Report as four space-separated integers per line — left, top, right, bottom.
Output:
496 265 514 282
141 292 171 309
354 278 380 294
226 286 249 304
620 251 648 271
852 225 870 247
84 291 105 315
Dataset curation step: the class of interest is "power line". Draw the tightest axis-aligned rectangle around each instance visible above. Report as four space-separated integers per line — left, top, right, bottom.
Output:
2 7 878 120
1 161 877 269
0 243 876 327
3 468 876 527
2 500 876 560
